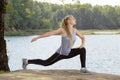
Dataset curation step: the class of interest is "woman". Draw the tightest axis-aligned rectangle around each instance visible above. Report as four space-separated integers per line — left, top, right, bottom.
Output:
22 15 91 74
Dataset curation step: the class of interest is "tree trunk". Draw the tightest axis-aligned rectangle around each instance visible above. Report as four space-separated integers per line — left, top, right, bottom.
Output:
0 0 10 71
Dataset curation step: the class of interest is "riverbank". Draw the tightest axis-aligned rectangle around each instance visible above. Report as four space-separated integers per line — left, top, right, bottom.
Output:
0 70 120 80
4 29 120 36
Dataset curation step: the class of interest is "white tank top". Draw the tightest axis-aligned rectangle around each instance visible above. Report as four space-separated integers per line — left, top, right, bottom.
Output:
56 29 76 56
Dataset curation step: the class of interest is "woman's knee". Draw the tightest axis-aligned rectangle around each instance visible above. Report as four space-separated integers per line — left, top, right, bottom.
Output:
82 47 86 51
79 47 86 54
80 47 86 51
41 60 50 66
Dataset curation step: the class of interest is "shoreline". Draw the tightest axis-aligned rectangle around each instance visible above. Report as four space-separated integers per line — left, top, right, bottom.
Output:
0 69 120 80
4 29 120 36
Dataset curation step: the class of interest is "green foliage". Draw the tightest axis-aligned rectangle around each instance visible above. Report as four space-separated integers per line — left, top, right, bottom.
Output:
5 0 120 32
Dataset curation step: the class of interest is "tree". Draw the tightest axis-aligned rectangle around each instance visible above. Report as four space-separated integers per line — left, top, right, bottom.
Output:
0 0 10 71
4 0 120 31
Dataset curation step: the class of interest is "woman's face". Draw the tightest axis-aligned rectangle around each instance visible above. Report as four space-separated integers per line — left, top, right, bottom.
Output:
67 16 76 25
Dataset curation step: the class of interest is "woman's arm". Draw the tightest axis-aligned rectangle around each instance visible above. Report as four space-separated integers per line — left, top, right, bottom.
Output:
75 29 85 48
31 28 62 42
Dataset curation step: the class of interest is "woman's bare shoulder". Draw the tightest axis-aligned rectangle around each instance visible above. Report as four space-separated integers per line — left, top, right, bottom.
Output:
58 28 65 32
57 28 66 36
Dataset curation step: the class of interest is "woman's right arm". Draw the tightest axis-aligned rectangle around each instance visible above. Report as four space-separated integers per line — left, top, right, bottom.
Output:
31 28 63 42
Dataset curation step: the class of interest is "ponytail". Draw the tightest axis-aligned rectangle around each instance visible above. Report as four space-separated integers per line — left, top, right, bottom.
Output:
61 15 73 46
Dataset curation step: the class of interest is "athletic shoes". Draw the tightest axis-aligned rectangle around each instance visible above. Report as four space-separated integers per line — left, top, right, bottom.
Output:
22 58 28 70
80 68 92 75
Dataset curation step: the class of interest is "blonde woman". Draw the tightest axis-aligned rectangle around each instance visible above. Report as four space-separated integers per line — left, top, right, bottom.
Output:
22 15 91 74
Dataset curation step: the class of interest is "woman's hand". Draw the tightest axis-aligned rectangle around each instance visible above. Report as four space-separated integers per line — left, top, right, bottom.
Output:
31 37 38 43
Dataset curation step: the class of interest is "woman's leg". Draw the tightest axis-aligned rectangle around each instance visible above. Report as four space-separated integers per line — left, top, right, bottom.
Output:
28 52 65 66
28 47 86 67
63 47 90 74
64 47 86 68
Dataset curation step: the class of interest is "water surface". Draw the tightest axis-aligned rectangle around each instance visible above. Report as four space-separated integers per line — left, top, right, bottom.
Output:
5 35 120 75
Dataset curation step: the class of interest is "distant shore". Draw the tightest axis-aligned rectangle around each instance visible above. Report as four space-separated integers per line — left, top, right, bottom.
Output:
4 29 120 36
0 69 120 80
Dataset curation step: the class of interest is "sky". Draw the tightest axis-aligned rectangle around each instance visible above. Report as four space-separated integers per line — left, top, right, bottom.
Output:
34 0 120 6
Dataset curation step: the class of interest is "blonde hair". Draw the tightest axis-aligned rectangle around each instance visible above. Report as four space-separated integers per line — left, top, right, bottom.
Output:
61 15 74 46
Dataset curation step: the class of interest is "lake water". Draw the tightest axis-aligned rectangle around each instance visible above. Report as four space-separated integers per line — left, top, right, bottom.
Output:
5 35 120 75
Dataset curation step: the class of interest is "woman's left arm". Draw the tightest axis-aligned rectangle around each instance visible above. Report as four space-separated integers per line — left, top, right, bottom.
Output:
75 29 85 48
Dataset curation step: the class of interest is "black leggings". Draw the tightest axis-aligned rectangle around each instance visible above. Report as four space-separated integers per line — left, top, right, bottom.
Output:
28 47 86 68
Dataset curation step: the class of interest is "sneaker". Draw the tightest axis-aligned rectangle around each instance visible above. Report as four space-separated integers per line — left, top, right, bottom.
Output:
80 68 92 75
22 58 28 70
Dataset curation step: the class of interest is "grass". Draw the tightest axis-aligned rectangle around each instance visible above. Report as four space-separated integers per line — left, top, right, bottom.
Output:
0 71 7 74
0 71 4 74
79 29 120 35
4 29 120 36
4 29 50 36
0 70 10 74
